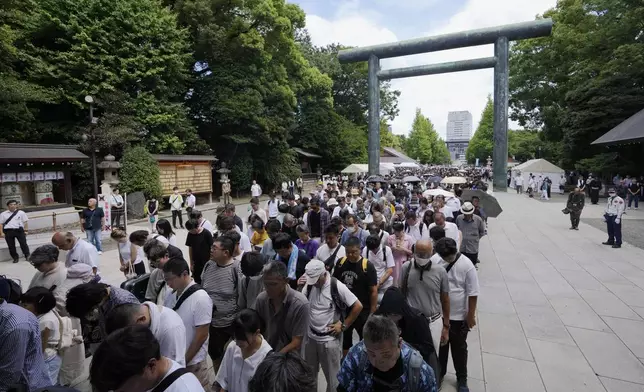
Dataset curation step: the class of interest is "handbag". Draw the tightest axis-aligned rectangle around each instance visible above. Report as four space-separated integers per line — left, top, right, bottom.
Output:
562 208 570 214
149 215 156 224
125 262 137 280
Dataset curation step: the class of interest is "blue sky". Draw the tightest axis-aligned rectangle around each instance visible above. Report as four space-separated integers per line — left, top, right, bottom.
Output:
289 0 557 138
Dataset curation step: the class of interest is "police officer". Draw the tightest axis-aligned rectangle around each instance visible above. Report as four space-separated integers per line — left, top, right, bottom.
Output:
0 200 30 263
602 188 624 249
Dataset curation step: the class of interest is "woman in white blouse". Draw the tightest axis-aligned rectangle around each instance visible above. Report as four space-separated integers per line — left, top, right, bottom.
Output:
156 218 178 246
215 309 272 392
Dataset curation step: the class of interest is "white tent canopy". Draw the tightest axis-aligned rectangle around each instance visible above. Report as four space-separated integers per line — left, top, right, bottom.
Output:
511 159 565 188
341 163 394 175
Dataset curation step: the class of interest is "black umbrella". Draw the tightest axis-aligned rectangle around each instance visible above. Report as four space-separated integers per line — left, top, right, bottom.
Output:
426 176 443 184
366 175 387 184
402 175 422 183
461 189 503 218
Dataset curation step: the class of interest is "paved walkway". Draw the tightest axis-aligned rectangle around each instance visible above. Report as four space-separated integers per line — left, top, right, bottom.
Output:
3 190 644 391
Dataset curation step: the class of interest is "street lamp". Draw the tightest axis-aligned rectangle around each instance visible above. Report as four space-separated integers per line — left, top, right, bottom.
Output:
83 95 99 197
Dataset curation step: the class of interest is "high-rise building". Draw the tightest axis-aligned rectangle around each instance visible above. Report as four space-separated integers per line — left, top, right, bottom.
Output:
445 111 472 165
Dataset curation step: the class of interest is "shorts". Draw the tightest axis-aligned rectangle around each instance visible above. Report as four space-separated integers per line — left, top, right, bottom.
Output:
343 311 370 350
208 325 234 361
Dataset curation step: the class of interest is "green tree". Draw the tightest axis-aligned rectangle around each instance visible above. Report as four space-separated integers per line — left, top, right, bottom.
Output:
510 0 644 169
380 122 402 151
466 97 494 164
14 0 205 153
403 109 446 164
119 146 163 199
432 137 452 164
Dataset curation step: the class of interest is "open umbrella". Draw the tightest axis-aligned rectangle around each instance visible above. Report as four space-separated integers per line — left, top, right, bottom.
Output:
366 175 387 184
461 189 503 218
441 176 468 185
426 175 443 184
402 175 422 183
422 189 455 198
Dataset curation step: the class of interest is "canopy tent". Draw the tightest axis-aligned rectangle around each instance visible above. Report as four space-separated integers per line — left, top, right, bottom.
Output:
341 163 394 175
511 159 564 188
396 162 420 168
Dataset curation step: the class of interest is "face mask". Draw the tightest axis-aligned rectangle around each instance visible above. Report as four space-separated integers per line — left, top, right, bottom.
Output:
415 256 431 266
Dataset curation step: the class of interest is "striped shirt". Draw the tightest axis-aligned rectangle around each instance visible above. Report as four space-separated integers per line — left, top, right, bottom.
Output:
0 300 51 391
201 260 240 327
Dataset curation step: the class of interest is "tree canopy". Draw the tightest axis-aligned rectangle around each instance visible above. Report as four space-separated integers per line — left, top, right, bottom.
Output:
403 109 451 165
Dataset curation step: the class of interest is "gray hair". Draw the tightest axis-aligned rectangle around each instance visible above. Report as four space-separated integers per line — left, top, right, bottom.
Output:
262 261 288 280
248 352 316 392
143 239 168 262
295 224 309 234
363 315 400 346
29 244 60 266
283 214 295 224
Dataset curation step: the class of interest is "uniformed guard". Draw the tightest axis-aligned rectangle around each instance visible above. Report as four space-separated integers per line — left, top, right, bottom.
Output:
0 200 30 263
602 188 624 249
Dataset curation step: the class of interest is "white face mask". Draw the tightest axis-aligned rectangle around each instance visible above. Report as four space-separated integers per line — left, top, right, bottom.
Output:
415 256 431 266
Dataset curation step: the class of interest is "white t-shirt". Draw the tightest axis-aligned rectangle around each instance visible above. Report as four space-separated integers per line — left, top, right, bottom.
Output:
164 282 213 366
38 311 60 359
305 275 358 342
186 194 196 209
433 253 480 320
515 176 524 186
405 222 430 244
0 209 28 229
362 246 395 291
199 219 213 234
66 239 98 272
315 243 346 265
251 184 262 197
215 337 273 392
145 302 187 366
428 222 460 244
234 227 253 253
146 359 204 392
266 199 279 218
332 205 354 218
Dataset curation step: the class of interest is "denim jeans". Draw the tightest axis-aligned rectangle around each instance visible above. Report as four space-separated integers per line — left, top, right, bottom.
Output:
45 354 62 385
628 194 639 208
86 229 103 252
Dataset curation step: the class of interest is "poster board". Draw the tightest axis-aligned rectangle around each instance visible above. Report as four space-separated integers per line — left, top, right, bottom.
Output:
97 194 112 234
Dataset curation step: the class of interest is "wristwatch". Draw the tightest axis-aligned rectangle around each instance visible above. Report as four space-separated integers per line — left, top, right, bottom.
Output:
341 323 347 331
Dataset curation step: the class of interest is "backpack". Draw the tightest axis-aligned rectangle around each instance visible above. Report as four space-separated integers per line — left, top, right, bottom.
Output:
54 309 82 351
172 284 205 311
303 277 348 321
336 256 368 273
0 275 22 304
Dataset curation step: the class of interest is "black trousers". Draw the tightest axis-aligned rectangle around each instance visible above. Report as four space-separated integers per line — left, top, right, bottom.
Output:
343 310 369 350
462 252 478 265
171 210 183 228
590 190 600 204
439 320 469 382
4 229 30 261
569 210 581 228
111 207 123 228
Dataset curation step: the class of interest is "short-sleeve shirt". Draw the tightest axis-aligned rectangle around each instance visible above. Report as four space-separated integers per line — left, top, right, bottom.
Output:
362 246 395 291
255 287 309 352
401 260 449 317
315 243 346 264
38 311 60 359
66 239 99 271
185 229 213 263
434 253 480 320
332 258 378 312
305 275 358 342
201 261 240 328
0 209 28 229
81 207 104 230
164 281 213 365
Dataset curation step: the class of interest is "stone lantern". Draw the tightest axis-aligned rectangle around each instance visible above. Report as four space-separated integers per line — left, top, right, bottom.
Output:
217 162 232 205
97 154 121 195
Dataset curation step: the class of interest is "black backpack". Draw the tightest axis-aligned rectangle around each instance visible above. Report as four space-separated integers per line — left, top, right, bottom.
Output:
0 275 22 304
303 277 348 321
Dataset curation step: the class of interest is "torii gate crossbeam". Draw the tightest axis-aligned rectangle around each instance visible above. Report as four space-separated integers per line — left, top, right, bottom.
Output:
338 19 553 191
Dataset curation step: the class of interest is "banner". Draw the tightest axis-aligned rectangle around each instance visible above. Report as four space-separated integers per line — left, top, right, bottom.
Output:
97 194 112 234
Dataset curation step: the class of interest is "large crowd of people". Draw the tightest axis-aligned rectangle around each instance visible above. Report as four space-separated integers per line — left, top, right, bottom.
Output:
0 168 489 392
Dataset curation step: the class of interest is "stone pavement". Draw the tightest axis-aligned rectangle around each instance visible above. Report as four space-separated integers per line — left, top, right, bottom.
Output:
3 191 644 391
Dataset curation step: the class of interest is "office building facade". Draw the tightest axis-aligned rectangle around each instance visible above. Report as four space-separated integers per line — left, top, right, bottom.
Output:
445 111 472 164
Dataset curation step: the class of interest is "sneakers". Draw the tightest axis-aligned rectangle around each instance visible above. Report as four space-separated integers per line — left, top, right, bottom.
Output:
457 380 470 392
602 241 614 246
98 251 103 255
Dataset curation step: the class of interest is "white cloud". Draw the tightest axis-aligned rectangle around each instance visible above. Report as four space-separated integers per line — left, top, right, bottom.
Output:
304 0 557 138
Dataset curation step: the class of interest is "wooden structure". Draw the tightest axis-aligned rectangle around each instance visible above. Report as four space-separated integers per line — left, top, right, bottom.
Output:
293 147 321 174
152 154 218 198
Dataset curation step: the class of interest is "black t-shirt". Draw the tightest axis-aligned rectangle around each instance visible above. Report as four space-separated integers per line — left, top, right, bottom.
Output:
309 210 321 238
167 244 184 259
373 354 404 392
185 229 213 263
630 183 640 193
333 258 378 311
81 207 104 230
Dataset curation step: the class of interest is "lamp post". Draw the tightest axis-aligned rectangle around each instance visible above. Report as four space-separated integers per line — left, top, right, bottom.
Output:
82 95 99 198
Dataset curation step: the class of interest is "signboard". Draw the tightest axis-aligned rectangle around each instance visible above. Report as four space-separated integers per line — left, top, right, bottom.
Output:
98 194 112 234
45 171 57 180
17 172 32 182
2 173 17 182
32 172 45 181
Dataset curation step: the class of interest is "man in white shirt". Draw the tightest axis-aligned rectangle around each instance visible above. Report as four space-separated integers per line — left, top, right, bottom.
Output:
514 173 524 194
250 197 268 224
315 224 346 269
170 187 184 229
266 192 279 219
433 237 479 391
428 212 461 248
110 188 125 228
404 210 430 245
251 180 262 198
302 260 363 392
0 200 30 263
332 196 354 218
185 189 197 213
362 234 394 302
163 257 213 388
367 222 389 247
89 325 204 392
105 301 187 366
51 231 98 275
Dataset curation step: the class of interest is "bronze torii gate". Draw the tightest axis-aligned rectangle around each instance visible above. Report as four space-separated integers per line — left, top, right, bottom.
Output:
338 19 553 191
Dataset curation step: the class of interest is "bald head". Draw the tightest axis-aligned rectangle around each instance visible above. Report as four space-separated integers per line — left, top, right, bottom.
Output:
414 240 432 258
52 232 76 251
